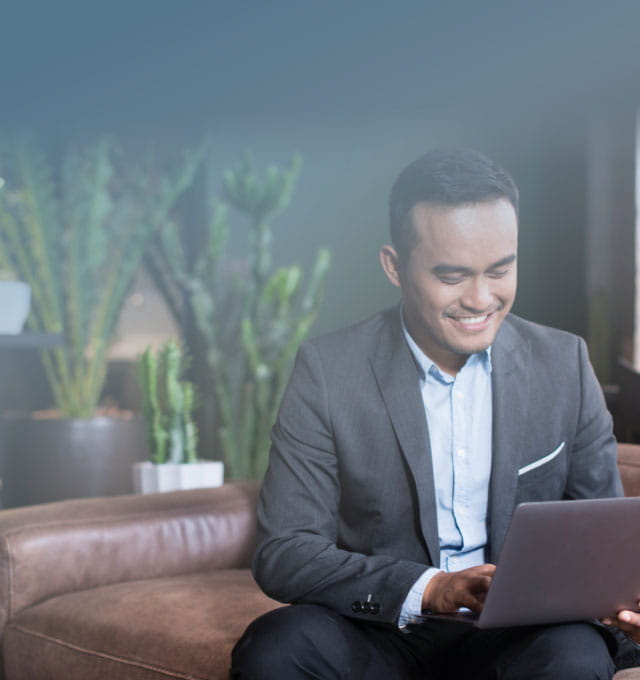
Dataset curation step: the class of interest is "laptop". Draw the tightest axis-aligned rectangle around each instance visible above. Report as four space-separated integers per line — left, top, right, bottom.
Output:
420 496 640 628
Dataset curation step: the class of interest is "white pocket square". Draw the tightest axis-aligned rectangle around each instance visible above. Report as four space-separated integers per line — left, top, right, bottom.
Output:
518 442 565 476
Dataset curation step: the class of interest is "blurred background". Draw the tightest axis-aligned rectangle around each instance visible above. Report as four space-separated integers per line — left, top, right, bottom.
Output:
2 0 640 498
1 0 638 335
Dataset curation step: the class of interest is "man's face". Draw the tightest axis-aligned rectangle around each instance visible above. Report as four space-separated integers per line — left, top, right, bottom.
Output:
380 198 518 374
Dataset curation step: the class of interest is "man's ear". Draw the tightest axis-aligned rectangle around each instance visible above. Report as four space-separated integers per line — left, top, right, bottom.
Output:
379 245 402 288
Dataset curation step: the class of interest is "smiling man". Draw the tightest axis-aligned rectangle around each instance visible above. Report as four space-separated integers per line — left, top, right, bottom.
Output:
231 149 639 679
379 198 518 375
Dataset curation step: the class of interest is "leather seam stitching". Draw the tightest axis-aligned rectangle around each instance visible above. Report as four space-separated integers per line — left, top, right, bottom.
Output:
8 624 209 680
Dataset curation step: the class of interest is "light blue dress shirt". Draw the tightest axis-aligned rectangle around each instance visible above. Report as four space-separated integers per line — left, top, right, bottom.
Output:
398 322 493 626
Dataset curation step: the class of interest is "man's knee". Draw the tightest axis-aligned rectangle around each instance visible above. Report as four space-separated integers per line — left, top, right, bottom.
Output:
500 623 615 680
541 623 614 679
231 604 354 680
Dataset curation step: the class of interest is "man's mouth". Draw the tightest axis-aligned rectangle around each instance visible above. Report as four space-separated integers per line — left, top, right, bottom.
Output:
447 311 496 330
456 314 489 326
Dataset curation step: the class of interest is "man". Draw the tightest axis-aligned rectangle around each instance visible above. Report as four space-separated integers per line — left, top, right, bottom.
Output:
232 149 640 678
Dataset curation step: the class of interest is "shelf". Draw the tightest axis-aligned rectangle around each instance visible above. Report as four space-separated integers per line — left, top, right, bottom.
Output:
0 333 63 348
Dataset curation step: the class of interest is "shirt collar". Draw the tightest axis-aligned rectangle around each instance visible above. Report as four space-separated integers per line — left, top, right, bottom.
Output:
400 307 493 381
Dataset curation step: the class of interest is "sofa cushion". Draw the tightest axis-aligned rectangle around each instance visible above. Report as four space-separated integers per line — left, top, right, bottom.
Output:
4 568 640 679
2 569 280 680
618 444 640 497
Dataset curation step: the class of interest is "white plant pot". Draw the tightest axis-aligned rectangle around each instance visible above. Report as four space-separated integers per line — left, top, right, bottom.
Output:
0 281 31 334
133 460 224 494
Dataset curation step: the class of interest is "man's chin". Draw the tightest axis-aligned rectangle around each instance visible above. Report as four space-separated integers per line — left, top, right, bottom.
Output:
448 332 496 358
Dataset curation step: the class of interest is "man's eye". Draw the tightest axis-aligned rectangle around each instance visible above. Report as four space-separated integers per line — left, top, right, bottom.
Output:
439 276 464 285
488 269 510 279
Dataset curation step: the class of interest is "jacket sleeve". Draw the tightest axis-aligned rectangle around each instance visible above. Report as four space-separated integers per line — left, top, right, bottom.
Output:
252 341 428 625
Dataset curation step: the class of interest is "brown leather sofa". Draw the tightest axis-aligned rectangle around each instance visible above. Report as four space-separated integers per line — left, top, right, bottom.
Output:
1 447 640 680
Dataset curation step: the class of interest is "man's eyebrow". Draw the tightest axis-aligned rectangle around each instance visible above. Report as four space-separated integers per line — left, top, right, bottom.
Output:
431 254 517 277
487 254 517 270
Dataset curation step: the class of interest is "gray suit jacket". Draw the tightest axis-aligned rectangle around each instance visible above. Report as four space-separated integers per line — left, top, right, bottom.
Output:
253 307 621 625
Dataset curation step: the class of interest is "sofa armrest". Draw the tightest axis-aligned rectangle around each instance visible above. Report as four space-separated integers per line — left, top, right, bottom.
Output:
618 443 640 497
0 481 260 633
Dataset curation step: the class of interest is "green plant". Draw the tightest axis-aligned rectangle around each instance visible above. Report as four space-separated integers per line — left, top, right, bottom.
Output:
0 255 17 280
138 339 198 464
0 202 16 280
0 138 200 417
149 153 330 479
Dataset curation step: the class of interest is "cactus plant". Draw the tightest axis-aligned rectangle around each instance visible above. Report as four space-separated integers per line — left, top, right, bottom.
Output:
148 153 330 479
138 340 198 464
0 138 200 417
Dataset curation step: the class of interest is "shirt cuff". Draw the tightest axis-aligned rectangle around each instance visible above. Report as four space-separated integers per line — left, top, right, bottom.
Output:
398 567 442 628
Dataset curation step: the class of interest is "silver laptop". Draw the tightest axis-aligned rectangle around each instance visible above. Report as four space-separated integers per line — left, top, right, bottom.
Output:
421 496 640 628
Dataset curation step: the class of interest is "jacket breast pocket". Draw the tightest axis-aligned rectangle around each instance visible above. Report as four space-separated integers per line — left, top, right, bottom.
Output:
515 442 567 501
518 442 565 478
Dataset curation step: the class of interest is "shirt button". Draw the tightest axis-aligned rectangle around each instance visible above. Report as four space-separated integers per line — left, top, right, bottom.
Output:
457 448 466 458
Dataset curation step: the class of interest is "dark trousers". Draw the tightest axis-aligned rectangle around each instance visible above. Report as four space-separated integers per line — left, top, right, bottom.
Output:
231 604 618 680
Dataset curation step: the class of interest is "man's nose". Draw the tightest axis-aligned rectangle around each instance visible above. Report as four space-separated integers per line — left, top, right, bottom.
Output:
460 277 493 311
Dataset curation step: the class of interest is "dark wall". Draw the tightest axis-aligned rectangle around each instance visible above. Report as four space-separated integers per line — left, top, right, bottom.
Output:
503 122 589 335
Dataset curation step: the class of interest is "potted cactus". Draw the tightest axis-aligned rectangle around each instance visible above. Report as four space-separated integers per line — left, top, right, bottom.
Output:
0 138 200 506
134 339 223 492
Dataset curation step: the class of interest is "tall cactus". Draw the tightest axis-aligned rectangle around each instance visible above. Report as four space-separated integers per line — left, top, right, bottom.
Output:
148 153 330 479
0 138 201 417
138 340 198 464
138 346 168 464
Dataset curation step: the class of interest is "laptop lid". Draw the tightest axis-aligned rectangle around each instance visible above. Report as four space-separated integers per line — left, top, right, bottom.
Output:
423 496 640 629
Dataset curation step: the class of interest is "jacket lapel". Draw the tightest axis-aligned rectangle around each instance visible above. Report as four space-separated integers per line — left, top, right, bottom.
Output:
370 313 441 567
488 317 531 562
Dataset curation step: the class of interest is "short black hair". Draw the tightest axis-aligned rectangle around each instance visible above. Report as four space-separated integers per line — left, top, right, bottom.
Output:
389 148 519 260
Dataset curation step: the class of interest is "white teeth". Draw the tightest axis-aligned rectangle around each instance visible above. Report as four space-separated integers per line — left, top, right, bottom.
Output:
457 315 488 325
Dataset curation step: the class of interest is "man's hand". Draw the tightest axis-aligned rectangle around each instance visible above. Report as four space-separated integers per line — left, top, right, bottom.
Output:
602 603 640 644
422 564 496 614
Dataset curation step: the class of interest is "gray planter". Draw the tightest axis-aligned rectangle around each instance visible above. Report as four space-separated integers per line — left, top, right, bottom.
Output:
0 415 147 507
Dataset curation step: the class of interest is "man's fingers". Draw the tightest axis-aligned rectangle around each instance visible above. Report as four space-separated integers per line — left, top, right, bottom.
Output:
470 574 494 591
454 590 486 613
475 564 497 577
423 564 496 613
466 575 494 609
601 606 640 644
